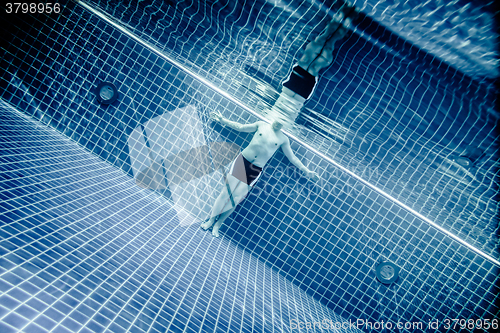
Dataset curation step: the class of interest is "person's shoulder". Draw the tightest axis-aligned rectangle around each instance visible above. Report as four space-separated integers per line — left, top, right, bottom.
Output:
281 134 290 145
244 120 262 129
254 120 268 130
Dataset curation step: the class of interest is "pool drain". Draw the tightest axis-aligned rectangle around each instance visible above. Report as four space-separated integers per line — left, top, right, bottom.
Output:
95 82 119 104
375 261 399 284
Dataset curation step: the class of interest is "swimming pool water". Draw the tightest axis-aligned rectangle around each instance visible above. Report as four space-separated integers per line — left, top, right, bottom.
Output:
0 0 498 332
80 0 499 258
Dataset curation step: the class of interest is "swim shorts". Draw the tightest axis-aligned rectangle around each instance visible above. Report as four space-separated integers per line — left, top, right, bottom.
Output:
282 65 318 100
229 153 262 187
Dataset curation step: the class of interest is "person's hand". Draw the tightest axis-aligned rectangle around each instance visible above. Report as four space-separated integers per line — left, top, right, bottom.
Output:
306 170 320 182
210 111 224 123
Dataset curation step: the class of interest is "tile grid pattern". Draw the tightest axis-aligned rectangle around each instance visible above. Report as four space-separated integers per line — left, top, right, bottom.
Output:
0 2 498 333
228 151 499 325
0 103 359 332
79 0 499 257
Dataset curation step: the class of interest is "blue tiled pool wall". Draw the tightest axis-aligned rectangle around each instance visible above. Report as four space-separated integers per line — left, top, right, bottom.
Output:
0 103 361 333
80 0 499 258
0 2 498 333
232 147 499 324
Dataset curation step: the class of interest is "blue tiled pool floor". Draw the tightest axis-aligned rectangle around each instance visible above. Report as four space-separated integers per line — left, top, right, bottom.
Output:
0 1 498 332
0 102 360 332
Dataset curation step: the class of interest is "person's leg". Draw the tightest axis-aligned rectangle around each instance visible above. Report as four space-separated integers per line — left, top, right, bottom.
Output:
200 186 231 230
211 182 250 237
297 13 351 77
201 174 247 230
201 155 244 230
211 207 235 237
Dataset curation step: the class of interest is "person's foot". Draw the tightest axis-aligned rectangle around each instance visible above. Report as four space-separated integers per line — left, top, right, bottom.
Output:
212 227 220 238
201 219 213 230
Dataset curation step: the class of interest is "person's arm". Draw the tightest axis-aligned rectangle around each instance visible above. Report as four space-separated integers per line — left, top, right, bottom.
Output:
281 137 320 181
211 111 259 133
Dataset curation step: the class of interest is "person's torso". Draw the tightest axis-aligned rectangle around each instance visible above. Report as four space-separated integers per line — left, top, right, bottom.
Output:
241 123 286 167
